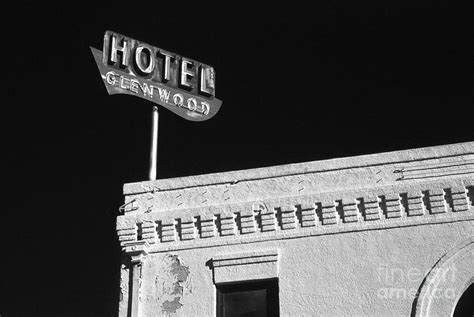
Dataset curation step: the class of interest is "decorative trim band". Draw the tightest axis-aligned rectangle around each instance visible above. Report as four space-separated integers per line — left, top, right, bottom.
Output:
211 250 279 284
394 159 474 181
116 179 474 253
212 250 278 268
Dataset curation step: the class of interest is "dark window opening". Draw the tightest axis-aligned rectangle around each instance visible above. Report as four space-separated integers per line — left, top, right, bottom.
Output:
136 223 143 240
453 283 474 316
216 279 279 317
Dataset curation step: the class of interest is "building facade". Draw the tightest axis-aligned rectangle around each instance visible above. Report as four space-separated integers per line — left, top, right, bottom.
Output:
116 142 474 316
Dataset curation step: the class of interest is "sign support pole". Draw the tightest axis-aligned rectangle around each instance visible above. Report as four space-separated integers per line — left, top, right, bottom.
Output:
149 106 159 181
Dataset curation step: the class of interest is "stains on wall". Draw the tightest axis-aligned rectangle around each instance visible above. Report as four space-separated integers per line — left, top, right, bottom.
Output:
118 263 131 317
161 255 190 314
119 264 129 302
141 254 191 316
162 296 183 315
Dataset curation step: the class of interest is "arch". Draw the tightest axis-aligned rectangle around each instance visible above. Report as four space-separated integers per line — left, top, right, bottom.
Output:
414 237 474 317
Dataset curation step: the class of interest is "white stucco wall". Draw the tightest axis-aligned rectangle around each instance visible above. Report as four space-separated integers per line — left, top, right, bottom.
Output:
128 221 472 316
116 142 474 316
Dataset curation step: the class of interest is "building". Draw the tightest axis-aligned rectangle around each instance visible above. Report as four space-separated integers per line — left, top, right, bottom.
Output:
116 141 474 316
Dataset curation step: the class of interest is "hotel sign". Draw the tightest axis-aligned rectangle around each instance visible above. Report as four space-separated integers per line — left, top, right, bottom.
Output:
91 31 222 121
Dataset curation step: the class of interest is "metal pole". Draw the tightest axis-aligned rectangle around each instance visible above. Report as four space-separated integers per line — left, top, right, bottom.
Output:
149 106 159 181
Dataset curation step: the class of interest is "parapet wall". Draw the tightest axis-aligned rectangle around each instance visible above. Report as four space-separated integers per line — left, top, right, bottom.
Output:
117 142 474 254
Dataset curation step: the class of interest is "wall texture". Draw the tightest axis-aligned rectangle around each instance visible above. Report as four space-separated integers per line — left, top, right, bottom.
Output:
116 141 474 316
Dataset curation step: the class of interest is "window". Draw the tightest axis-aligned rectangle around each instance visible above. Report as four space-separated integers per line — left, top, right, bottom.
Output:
216 279 279 317
453 283 474 316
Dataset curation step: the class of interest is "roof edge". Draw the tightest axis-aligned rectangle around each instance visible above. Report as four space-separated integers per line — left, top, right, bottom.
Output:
124 141 474 195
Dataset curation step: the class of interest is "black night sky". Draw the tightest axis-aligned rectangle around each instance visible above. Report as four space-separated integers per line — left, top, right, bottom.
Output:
1 3 472 316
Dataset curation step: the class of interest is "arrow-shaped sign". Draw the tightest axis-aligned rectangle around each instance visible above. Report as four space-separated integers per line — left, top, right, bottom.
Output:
91 31 222 121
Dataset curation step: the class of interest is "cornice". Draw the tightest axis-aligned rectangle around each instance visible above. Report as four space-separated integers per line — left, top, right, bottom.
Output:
117 142 474 253
117 178 474 254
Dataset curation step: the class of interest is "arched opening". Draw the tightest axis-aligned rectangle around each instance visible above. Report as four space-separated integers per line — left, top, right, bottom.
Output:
453 283 474 316
414 238 474 317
